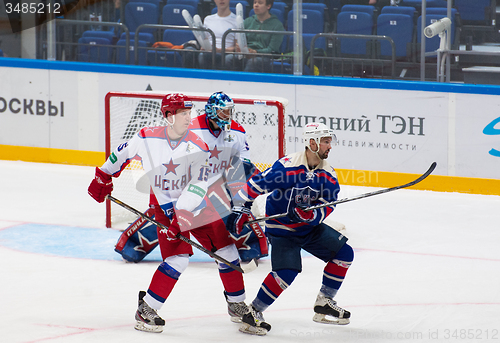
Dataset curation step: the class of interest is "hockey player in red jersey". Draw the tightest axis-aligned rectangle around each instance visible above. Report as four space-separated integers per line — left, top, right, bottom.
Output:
88 93 248 333
227 122 354 335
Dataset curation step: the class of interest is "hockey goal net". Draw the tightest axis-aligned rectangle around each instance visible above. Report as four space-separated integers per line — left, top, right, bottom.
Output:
105 91 287 229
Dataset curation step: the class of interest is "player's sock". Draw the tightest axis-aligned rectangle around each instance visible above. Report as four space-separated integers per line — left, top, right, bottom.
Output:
144 262 180 309
253 269 298 312
321 244 354 297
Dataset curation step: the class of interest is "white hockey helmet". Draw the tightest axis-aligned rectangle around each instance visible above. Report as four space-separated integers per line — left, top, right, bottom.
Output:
303 122 337 152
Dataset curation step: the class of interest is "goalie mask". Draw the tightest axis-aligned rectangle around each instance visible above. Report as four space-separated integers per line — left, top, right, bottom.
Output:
303 123 337 153
205 91 235 132
160 93 193 126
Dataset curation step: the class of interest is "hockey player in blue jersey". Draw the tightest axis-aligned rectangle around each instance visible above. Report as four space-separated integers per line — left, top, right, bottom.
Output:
227 122 354 336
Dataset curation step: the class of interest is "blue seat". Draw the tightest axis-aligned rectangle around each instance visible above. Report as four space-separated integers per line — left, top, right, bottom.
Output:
148 29 196 67
426 7 459 17
163 28 196 45
341 4 375 17
455 0 494 23
287 9 324 34
124 2 159 43
303 33 327 51
120 32 156 45
125 2 159 33
116 38 148 65
77 37 112 63
163 4 197 25
399 0 448 8
381 5 416 18
166 0 199 10
336 11 374 55
148 50 184 67
376 13 414 59
82 30 117 43
132 0 161 9
293 3 329 30
293 3 327 13
249 8 284 24
273 1 287 14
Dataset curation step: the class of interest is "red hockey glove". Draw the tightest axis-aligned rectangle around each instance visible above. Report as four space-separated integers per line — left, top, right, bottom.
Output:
164 209 194 241
88 167 113 203
287 206 317 223
227 204 254 235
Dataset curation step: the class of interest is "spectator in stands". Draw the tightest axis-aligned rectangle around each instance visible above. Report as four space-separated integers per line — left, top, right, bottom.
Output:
197 0 238 69
114 0 121 22
231 0 284 72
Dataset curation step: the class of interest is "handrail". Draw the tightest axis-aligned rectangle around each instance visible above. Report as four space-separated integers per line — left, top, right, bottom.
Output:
135 24 216 68
54 19 130 64
437 48 500 82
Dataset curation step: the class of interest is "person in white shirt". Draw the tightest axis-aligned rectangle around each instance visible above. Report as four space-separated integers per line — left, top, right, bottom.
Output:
198 0 238 69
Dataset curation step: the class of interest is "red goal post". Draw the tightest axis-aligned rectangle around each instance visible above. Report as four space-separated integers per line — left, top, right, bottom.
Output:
104 91 287 229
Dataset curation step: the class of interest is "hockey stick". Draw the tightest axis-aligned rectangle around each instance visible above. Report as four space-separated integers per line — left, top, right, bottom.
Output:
246 162 437 225
106 195 245 273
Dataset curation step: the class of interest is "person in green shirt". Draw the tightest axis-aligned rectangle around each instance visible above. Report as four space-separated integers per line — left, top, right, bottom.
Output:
231 0 285 72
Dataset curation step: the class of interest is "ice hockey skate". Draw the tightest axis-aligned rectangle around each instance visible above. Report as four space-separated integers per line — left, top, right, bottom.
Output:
239 305 271 336
224 291 249 323
313 294 350 325
134 291 165 333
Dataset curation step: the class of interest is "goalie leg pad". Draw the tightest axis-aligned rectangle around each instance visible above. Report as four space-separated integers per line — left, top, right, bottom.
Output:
230 221 268 263
115 208 158 262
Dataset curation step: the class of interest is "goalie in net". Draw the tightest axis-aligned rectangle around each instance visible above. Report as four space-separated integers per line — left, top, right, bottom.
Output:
89 92 267 333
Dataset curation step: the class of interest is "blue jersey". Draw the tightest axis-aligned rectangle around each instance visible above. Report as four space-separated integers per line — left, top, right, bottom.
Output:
236 151 340 237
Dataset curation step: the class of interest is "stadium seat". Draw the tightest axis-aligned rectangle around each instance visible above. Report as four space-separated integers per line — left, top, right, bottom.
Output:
273 1 287 14
125 2 159 33
454 0 496 44
293 3 329 31
380 5 416 18
399 0 448 8
455 0 494 23
124 2 159 42
166 0 199 10
148 29 196 67
163 4 197 25
341 4 375 17
77 37 113 63
287 9 324 34
120 32 156 45
116 38 148 65
336 10 374 55
81 30 118 47
376 13 414 59
133 0 161 9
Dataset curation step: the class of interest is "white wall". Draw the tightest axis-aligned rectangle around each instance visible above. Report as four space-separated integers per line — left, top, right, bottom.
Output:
1 59 499 179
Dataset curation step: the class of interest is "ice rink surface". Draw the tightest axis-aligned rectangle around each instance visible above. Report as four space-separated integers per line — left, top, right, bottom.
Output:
1 160 499 343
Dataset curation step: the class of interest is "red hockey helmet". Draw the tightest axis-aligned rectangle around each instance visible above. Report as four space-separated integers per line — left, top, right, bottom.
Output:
160 93 193 118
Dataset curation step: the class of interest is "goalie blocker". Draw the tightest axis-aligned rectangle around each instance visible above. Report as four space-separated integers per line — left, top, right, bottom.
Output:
115 177 268 263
